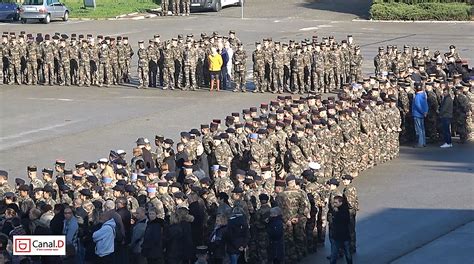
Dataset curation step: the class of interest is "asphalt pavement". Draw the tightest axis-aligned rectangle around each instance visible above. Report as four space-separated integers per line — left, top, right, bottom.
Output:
0 0 474 262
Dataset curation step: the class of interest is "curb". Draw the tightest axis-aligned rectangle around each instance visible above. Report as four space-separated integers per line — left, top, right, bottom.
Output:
352 19 473 23
70 11 158 21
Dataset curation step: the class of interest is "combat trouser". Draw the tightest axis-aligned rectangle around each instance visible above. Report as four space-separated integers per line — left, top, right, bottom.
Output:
174 60 183 89
79 62 91 86
26 60 38 85
138 65 149 88
124 59 131 83
184 64 197 89
182 0 190 15
253 67 265 93
312 69 324 93
272 67 284 93
58 61 70 85
90 60 98 85
349 209 357 252
162 0 169 15
43 62 54 85
8 61 21 84
233 69 246 92
163 66 175 89
172 0 180 15
98 62 110 86
291 70 304 94
264 63 272 92
283 65 291 92
303 66 311 93
111 62 120 85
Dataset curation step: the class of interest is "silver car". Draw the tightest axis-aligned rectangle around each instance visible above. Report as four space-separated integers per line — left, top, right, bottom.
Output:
20 0 69 24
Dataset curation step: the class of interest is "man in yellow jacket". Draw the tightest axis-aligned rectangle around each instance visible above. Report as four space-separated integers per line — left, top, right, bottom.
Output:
208 47 223 91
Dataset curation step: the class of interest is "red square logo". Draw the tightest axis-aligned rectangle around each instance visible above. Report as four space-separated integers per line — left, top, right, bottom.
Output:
15 238 31 253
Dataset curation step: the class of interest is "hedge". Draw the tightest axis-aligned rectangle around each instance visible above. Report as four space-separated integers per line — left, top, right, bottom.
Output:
370 2 472 20
374 0 470 4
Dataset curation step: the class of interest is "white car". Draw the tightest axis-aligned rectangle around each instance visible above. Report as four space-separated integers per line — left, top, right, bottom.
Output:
190 0 241 12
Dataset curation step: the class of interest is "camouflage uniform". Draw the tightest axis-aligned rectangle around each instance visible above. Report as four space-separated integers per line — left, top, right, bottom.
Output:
147 196 166 220
26 40 39 85
69 41 79 85
253 48 266 93
162 45 175 89
343 183 359 252
233 47 247 92
454 90 471 143
137 45 149 89
291 51 304 94
272 47 284 93
109 44 120 85
78 42 91 86
98 44 110 86
8 40 21 84
58 43 70 85
183 44 198 90
374 49 389 77
311 48 324 93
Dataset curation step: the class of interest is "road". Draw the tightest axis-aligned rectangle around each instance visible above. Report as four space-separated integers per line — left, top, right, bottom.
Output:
1 0 474 262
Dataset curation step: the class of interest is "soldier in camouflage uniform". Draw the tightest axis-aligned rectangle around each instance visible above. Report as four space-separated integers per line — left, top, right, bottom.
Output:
453 85 471 143
253 42 266 93
350 46 363 82
276 175 310 264
183 40 198 90
342 175 358 253
0 170 13 199
172 38 184 89
425 83 440 143
137 40 149 89
374 47 388 77
291 47 304 94
0 34 8 84
162 41 175 90
232 42 247 92
8 37 21 85
26 36 39 85
69 37 79 85
271 42 284 94
78 40 91 86
311 43 324 93
147 39 158 88
58 39 70 86
109 38 120 85
97 41 110 87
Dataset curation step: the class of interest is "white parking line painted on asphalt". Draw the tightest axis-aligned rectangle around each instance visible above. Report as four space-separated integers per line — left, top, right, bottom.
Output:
299 27 318 31
0 120 82 142
27 97 74 102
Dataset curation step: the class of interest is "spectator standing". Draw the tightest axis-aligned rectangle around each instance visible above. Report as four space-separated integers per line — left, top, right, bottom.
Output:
208 47 223 92
208 214 228 264
93 214 116 264
329 196 353 264
439 88 454 148
412 83 429 147
63 206 79 262
130 207 147 264
267 207 285 264
141 207 164 264
115 197 132 264
223 207 249 264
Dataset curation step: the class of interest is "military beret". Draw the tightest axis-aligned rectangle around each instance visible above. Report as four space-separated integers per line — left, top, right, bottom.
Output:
169 182 182 190
42 185 54 193
173 192 186 199
275 180 286 187
15 178 25 186
449 45 455 49
219 133 229 139
77 188 91 198
342 175 354 181
19 184 30 191
259 193 269 202
327 178 340 186
58 184 70 192
163 138 174 145
232 186 244 194
219 165 228 171
4 192 15 198
124 184 136 193
72 175 82 181
226 127 236 134
112 184 125 192
137 174 147 181
0 170 8 178
180 131 191 138
33 187 43 193
86 176 98 184
285 174 296 183
42 168 54 175
27 165 37 172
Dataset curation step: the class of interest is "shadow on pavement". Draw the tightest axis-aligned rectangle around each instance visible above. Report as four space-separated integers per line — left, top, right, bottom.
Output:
301 208 474 263
299 0 372 19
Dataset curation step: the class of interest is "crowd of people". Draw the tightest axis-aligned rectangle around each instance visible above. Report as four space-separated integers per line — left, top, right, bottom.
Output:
1 30 473 264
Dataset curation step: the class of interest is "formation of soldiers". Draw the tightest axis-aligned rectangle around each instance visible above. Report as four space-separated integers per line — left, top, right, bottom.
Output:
1 80 408 263
0 31 134 87
373 44 473 144
161 0 192 17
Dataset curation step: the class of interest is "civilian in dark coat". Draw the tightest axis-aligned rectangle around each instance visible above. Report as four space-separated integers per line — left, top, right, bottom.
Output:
194 145 210 178
49 204 65 235
115 198 132 264
188 193 207 247
164 208 194 264
267 207 284 264
439 88 454 147
223 209 249 264
163 148 176 172
141 147 155 169
329 196 352 264
141 208 164 264
209 214 227 264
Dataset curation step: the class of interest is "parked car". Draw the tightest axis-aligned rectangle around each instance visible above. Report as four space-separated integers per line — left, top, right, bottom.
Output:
20 0 69 24
190 0 241 12
0 1 21 21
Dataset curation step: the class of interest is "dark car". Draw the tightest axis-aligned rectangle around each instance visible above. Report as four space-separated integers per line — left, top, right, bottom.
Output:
0 0 21 21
